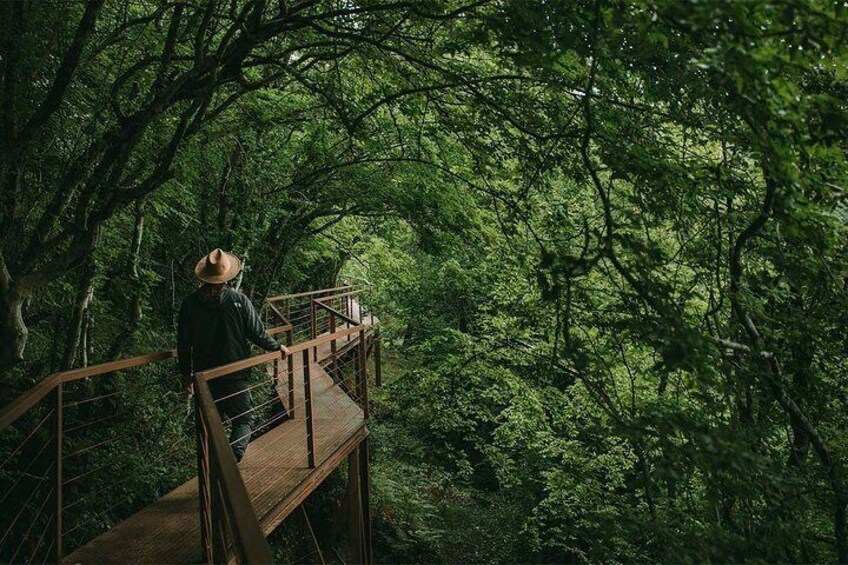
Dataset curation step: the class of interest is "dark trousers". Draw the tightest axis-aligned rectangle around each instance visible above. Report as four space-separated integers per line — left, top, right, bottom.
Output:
207 373 253 462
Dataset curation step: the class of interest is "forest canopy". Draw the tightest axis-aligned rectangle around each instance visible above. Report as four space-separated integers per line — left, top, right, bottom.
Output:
2 0 848 562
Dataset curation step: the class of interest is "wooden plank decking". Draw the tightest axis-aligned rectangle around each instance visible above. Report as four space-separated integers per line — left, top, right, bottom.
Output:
63 339 365 564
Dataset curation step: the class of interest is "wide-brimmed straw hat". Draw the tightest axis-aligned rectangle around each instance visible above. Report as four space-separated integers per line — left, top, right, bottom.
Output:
194 248 241 284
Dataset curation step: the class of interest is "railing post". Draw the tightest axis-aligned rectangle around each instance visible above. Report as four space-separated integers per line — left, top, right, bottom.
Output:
311 300 318 360
357 329 368 419
194 374 273 563
359 437 373 564
195 389 213 564
346 295 352 342
330 314 337 381
210 453 227 562
51 382 63 562
347 449 364 564
286 329 295 418
374 329 382 388
303 349 315 469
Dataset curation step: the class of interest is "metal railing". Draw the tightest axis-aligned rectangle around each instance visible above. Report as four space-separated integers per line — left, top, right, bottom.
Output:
196 321 376 473
313 292 382 390
0 350 278 564
194 369 273 563
0 285 378 564
266 286 352 344
0 350 182 563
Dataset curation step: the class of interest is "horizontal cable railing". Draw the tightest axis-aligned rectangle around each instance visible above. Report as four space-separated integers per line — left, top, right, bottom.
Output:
313 289 382 388
194 373 273 564
265 285 359 345
0 350 188 563
195 321 378 471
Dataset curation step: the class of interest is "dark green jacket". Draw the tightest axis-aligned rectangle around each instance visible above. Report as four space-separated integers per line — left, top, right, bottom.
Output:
177 286 280 377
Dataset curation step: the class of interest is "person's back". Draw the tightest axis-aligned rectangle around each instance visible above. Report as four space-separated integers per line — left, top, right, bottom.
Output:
177 249 283 462
177 285 279 374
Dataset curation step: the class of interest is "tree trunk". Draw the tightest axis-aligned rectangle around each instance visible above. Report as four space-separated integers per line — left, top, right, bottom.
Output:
61 256 96 370
0 248 25 371
49 309 62 371
0 290 27 371
106 200 145 359
81 304 92 367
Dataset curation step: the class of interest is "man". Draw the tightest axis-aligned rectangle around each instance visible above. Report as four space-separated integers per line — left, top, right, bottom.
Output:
177 248 284 462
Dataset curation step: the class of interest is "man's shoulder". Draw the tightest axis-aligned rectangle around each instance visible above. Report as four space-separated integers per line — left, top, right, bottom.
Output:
222 287 250 308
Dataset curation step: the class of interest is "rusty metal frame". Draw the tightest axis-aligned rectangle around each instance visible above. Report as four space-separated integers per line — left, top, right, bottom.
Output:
0 285 382 565
194 372 273 563
313 289 364 303
314 300 358 327
266 285 351 303
0 349 177 563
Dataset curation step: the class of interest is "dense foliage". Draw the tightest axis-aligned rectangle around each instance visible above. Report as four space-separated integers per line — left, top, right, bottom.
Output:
2 0 848 562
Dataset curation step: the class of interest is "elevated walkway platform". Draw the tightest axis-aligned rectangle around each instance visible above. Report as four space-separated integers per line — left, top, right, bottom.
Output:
63 337 365 564
0 286 378 564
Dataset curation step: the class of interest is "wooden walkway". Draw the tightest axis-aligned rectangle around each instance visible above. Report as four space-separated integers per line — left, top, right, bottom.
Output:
63 338 365 564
